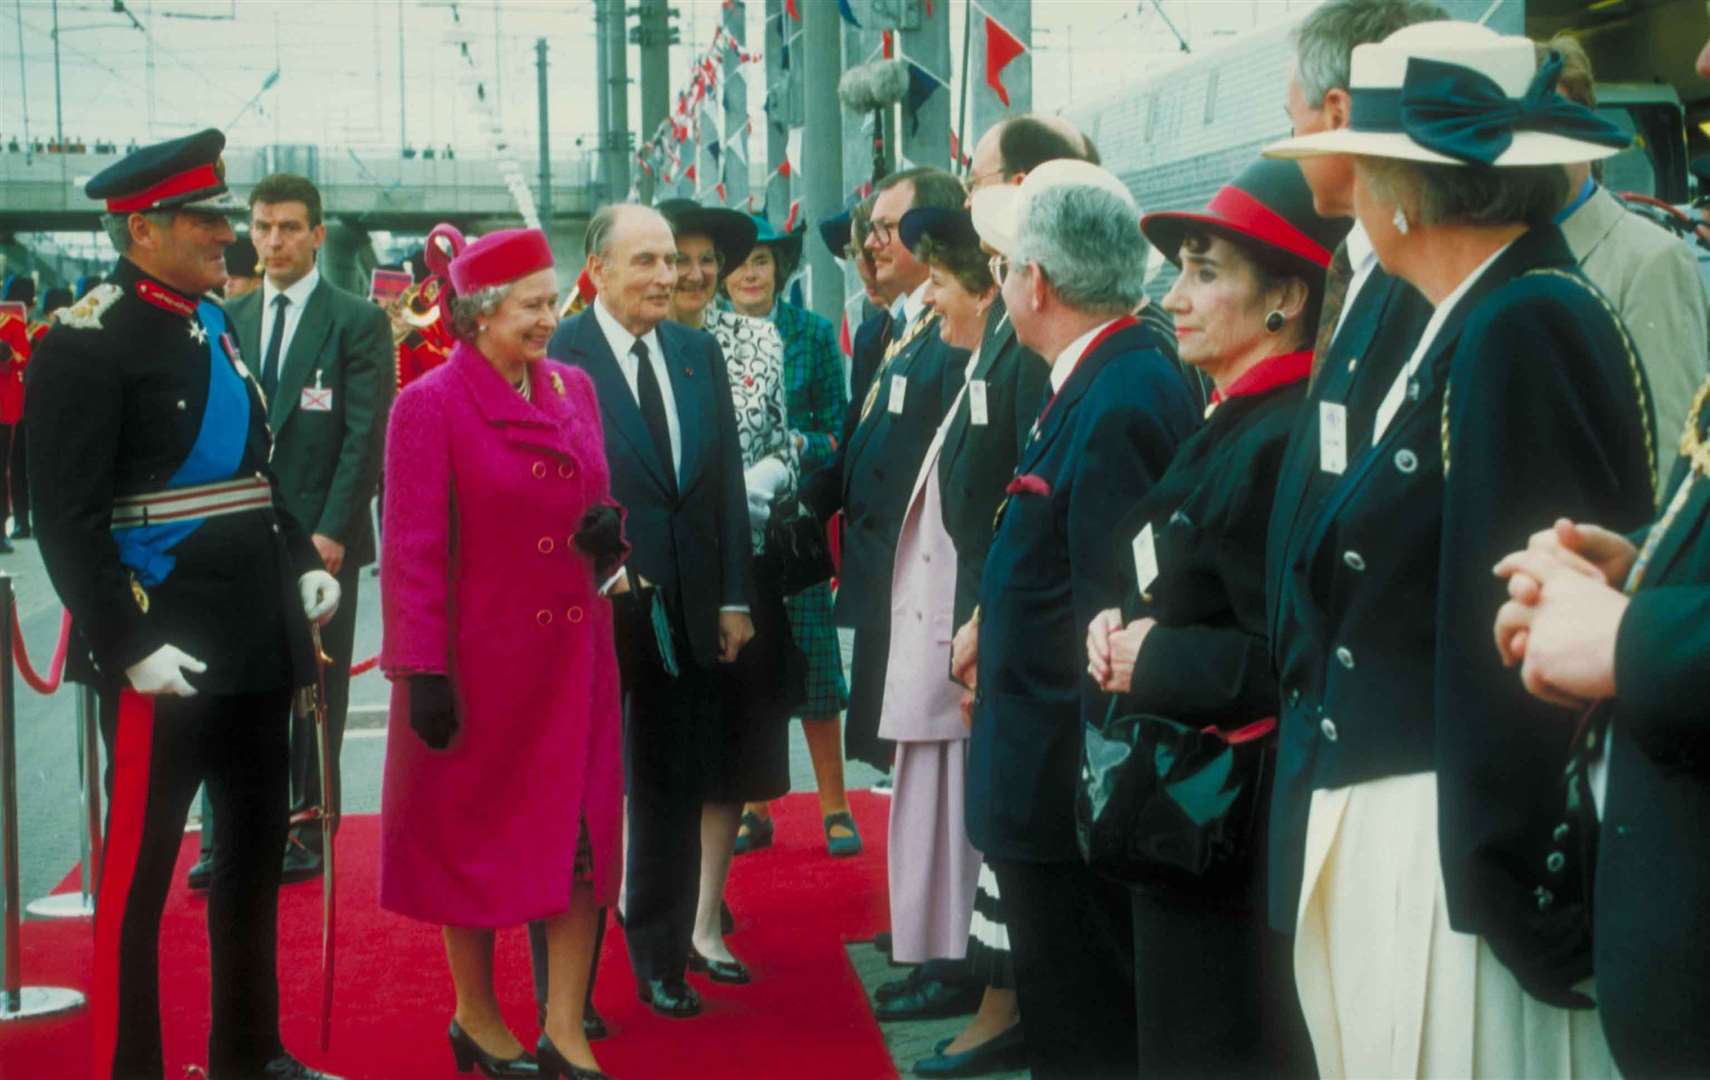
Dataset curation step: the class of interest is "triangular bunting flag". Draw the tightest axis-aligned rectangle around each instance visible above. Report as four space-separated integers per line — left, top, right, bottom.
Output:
905 62 938 135
783 198 801 234
837 0 860 26
785 0 800 20
985 14 1027 108
715 181 727 204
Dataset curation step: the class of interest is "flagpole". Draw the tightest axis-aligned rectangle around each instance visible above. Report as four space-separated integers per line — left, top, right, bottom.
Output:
955 0 972 175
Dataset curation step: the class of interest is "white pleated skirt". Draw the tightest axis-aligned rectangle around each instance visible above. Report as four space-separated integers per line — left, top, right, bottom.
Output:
1293 772 1617 1079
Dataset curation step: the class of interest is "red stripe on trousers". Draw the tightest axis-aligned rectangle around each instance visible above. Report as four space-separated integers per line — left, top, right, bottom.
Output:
91 691 157 1080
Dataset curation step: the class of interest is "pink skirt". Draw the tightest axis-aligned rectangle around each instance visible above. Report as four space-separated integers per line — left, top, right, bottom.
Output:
887 739 983 963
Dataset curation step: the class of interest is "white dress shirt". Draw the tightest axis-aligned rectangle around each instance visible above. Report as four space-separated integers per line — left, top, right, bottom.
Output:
259 266 320 375
1332 222 1379 344
1049 317 1121 395
593 296 681 478
899 278 930 334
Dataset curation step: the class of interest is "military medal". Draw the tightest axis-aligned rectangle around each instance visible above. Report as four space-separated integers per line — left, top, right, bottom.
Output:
129 574 150 614
187 321 208 345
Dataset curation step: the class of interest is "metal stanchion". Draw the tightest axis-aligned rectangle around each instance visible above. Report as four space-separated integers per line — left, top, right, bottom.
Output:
0 575 84 1020
25 686 100 919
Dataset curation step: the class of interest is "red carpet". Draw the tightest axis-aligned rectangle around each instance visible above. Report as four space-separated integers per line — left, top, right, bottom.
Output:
0 792 896 1079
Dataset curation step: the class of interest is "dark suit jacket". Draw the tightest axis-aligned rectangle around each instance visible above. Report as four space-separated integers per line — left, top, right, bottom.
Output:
938 298 1052 629
845 308 891 448
548 309 753 671
229 276 393 567
811 312 965 630
1596 430 1710 1075
1266 226 1656 1005
966 319 1199 863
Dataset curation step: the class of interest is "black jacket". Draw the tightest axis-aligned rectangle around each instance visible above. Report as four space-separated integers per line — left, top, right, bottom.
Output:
27 258 321 694
1266 227 1657 1006
937 298 1052 629
1596 415 1710 1075
967 318 1199 863
548 310 754 671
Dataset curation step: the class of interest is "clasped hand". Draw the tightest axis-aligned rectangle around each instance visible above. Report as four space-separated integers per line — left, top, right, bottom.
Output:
1492 517 1635 710
1085 608 1154 694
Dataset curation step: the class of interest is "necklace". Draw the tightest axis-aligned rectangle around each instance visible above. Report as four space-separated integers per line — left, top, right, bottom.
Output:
514 368 532 402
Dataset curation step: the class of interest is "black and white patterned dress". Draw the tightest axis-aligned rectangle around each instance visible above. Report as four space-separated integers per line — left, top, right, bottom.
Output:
703 308 803 802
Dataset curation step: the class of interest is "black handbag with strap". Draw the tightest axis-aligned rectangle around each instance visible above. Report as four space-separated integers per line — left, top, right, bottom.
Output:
1076 696 1276 889
758 500 835 598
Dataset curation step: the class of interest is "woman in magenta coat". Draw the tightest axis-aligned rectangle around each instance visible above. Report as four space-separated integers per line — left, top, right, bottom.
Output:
380 226 625 1080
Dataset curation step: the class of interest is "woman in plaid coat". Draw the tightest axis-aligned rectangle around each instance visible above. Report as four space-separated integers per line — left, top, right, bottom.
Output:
725 214 861 856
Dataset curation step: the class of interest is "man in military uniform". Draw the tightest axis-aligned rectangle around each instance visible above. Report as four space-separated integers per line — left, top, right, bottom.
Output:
27 128 342 1080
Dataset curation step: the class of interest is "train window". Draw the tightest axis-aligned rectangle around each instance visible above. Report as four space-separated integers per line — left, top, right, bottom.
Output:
1204 71 1220 126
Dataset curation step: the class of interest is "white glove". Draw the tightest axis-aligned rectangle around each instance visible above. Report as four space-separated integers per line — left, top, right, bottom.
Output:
744 457 790 531
125 644 207 697
299 569 341 625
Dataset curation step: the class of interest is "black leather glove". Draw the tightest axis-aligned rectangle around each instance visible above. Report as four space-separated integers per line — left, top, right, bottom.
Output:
573 504 627 580
408 674 458 750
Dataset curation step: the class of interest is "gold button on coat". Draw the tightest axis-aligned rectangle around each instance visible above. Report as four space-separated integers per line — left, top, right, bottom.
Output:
558 462 576 479
567 606 584 624
538 537 555 554
532 462 548 478
536 609 553 625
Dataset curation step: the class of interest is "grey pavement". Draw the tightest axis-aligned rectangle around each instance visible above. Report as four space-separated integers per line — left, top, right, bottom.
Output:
6 544 1021 1077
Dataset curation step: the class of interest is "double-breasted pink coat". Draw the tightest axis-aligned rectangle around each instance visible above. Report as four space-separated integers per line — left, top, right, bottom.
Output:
378 341 623 927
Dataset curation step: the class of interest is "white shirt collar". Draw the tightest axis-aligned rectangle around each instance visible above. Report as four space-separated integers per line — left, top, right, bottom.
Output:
264 265 320 309
900 278 930 329
1344 222 1375 274
1049 317 1120 394
592 293 661 361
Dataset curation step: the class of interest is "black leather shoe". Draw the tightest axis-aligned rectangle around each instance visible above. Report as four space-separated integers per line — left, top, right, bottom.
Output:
873 931 893 957
280 836 322 885
874 965 928 1003
536 1034 613 1080
912 1024 1026 1077
874 977 981 1021
449 1020 539 1077
186 856 212 891
583 1001 608 1041
733 811 773 855
11 524 30 539
687 946 751 985
0 536 16 554
256 1056 343 1079
636 977 701 1018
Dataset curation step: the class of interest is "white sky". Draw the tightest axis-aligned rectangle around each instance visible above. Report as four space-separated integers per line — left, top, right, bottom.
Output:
0 0 1319 161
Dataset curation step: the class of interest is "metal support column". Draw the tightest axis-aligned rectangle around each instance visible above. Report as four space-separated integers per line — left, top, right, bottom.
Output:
606 0 632 202
762 0 794 226
720 0 750 210
636 0 671 204
898 0 950 170
24 685 101 920
536 38 552 224
801 0 844 324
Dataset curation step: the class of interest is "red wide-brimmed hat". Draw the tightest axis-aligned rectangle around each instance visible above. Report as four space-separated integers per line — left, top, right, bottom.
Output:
449 228 555 295
1141 158 1348 274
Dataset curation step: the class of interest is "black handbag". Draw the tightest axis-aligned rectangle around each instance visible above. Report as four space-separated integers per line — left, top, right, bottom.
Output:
758 501 835 598
1075 696 1276 887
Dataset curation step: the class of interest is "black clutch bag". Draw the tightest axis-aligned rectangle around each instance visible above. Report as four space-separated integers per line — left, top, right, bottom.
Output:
1075 697 1275 888
611 582 679 690
759 501 835 598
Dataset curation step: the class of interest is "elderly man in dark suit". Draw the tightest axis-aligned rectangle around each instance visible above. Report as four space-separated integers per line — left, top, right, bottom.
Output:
960 161 1199 1080
192 172 392 888
806 167 969 775
547 203 754 1020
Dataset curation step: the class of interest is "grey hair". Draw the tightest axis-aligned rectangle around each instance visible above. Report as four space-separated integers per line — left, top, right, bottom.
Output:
102 211 175 255
1292 0 1448 107
1015 184 1148 316
449 284 512 342
585 204 623 259
1357 156 1569 229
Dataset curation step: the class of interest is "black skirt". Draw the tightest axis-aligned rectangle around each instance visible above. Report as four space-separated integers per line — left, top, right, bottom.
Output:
705 561 805 803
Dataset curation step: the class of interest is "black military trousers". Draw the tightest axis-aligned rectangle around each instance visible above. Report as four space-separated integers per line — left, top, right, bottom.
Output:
95 688 291 1080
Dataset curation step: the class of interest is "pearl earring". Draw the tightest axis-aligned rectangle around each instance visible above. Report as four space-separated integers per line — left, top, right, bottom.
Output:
1265 310 1285 333
1392 206 1410 235
478 324 488 333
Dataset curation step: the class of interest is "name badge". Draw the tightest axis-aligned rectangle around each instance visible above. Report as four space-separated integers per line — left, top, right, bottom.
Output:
301 371 333 412
968 379 989 426
1131 523 1159 595
1319 401 1347 475
888 374 907 414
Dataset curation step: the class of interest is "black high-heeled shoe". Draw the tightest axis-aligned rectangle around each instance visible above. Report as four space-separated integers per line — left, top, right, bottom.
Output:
449 1020 540 1077
536 1034 614 1080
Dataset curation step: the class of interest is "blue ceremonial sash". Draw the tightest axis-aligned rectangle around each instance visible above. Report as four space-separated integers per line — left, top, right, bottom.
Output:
113 300 253 586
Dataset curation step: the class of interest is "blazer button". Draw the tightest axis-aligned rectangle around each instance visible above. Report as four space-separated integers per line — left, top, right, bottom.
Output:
1335 646 1355 670
1319 717 1339 742
1346 357 1357 374
532 462 548 479
538 537 555 554
1545 851 1566 874
1533 885 1555 912
1394 449 1418 475
536 609 554 625
1552 822 1570 844
1287 688 1301 708
567 606 585 623
559 462 576 479
1343 551 1366 572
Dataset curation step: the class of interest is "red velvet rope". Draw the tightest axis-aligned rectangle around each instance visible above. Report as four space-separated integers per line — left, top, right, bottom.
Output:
350 655 378 676
13 607 72 695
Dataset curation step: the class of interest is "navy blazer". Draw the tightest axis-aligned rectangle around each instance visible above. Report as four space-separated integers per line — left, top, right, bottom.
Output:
826 315 965 629
1266 226 1657 1005
937 297 1052 629
547 309 753 671
966 319 1199 863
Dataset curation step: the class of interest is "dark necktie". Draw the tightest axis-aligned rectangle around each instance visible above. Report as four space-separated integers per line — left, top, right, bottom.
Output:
1310 241 1355 386
262 293 289 399
876 309 895 355
632 339 674 485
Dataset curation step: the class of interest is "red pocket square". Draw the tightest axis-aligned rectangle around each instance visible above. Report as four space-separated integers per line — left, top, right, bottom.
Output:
1005 474 1051 497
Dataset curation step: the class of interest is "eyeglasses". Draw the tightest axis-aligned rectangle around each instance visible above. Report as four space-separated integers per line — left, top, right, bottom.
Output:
988 253 1012 286
962 168 1004 196
867 218 899 248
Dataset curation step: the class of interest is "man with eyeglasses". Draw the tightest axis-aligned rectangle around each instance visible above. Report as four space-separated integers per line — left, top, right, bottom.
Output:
804 166 968 782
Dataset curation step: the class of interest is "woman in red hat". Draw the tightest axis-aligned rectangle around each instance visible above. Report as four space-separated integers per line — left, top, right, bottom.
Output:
379 226 626 1080
1083 156 1346 1077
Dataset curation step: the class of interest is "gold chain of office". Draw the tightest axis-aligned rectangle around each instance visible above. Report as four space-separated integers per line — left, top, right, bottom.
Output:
1678 376 1710 478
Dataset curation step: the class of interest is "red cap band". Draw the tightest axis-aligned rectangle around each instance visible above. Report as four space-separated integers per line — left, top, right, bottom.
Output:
449 229 555 295
106 163 224 214
1203 187 1332 269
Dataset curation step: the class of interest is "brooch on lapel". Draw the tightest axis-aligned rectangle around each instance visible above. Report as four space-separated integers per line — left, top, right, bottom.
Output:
550 371 565 396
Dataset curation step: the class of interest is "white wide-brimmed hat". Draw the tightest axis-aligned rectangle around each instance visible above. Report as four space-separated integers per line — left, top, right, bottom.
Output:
1264 20 1629 168
971 159 1137 258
